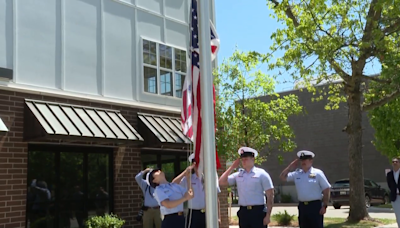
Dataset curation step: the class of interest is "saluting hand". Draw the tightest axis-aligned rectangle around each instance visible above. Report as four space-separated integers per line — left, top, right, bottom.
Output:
289 159 298 170
185 189 194 200
232 159 240 169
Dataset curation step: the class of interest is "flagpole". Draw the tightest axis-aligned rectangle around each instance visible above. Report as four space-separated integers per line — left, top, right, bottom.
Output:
197 0 219 227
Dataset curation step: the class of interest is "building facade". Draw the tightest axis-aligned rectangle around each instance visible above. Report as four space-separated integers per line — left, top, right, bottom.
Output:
260 88 391 202
0 0 228 227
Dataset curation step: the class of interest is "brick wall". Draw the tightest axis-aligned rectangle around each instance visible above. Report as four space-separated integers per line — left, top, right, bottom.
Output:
259 89 390 192
218 159 229 228
0 88 229 228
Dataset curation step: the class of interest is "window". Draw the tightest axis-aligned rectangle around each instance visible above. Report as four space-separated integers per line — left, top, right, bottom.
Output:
142 39 187 98
364 180 373 187
26 145 113 228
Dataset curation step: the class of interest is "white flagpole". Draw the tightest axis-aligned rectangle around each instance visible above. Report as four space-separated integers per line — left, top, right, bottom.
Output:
197 0 219 227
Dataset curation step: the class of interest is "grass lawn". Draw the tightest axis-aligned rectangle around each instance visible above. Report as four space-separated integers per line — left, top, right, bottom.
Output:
230 216 396 227
375 204 393 209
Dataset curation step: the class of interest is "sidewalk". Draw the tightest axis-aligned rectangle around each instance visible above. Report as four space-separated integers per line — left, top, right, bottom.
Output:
377 223 398 228
229 223 398 228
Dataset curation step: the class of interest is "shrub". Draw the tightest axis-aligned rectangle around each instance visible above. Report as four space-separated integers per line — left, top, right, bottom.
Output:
85 213 125 228
280 193 293 203
272 210 296 226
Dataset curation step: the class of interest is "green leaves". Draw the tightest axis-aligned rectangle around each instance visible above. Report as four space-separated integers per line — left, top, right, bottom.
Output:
215 50 302 164
263 0 400 159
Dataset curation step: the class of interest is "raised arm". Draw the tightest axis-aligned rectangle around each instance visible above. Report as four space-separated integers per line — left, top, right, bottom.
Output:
219 159 240 187
135 168 151 190
172 163 196 184
279 159 298 182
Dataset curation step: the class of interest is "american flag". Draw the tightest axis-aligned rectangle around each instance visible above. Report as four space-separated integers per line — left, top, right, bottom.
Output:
181 0 221 175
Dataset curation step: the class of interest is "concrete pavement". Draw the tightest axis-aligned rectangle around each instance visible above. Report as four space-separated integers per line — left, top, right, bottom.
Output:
228 205 398 227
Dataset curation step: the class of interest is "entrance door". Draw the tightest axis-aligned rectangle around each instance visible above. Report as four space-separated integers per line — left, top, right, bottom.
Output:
26 145 113 228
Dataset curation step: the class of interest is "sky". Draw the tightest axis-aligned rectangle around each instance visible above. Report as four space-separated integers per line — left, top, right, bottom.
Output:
214 0 292 92
214 0 382 93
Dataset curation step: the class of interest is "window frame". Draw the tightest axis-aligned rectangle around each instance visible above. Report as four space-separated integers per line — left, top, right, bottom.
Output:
141 38 187 98
26 144 114 228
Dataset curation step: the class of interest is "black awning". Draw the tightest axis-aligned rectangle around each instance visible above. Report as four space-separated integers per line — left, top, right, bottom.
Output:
138 112 192 146
24 99 143 143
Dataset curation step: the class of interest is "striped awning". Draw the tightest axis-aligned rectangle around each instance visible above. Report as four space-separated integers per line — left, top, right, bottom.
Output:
24 99 143 142
138 113 191 144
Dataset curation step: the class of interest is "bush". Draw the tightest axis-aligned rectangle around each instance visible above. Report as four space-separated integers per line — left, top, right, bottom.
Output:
85 213 125 228
280 193 293 203
272 210 296 226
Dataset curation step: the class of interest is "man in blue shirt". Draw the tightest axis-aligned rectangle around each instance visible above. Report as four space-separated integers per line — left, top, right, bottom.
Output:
280 150 331 228
219 147 274 228
135 168 162 228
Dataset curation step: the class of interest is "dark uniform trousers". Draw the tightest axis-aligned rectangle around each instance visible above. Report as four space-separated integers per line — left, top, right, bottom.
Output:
186 209 206 228
298 200 323 228
162 212 185 228
237 205 267 228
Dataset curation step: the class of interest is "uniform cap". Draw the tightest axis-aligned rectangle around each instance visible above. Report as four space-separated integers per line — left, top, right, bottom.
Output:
145 168 160 188
238 147 258 158
297 150 315 160
188 153 195 163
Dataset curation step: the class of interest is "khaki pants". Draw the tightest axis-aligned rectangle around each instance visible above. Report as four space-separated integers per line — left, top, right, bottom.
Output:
143 208 162 228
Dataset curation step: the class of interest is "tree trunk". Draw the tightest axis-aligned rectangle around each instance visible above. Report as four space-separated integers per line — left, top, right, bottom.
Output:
347 78 370 221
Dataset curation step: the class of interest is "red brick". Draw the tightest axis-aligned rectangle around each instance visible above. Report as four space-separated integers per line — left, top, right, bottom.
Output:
4 222 21 228
7 169 22 174
5 212 20 218
6 190 22 196
0 207 11 213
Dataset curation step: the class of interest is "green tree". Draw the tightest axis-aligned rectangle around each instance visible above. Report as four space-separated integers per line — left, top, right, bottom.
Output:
256 0 400 221
367 55 400 159
214 50 302 164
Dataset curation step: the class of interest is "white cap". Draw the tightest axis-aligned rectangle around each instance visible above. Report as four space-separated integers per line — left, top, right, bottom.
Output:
145 171 151 187
297 150 315 159
238 147 258 158
188 153 195 163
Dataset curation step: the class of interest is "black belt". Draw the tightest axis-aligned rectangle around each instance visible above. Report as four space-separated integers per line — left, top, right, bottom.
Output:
164 211 184 217
188 208 206 213
299 200 321 205
145 206 160 209
239 205 264 210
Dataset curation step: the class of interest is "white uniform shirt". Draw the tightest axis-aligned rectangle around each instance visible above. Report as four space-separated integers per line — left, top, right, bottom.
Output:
287 167 331 202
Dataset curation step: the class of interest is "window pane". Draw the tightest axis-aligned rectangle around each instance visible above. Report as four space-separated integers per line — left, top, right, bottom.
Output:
60 152 85 228
160 44 172 69
160 70 172 96
144 53 157 66
175 73 185 98
175 49 187 72
143 40 157 66
150 41 156 54
143 40 150 52
27 151 55 228
88 154 110 218
144 67 157 94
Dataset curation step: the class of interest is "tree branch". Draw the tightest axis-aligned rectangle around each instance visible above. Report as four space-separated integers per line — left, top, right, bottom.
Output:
362 74 392 84
362 88 400 111
329 59 351 82
382 17 400 35
359 0 382 63
269 0 299 27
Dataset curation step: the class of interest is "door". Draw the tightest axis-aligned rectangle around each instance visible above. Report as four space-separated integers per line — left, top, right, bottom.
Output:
369 180 384 202
27 145 113 228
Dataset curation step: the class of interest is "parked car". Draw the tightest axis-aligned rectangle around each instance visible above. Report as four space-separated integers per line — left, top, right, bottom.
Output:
330 178 390 209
